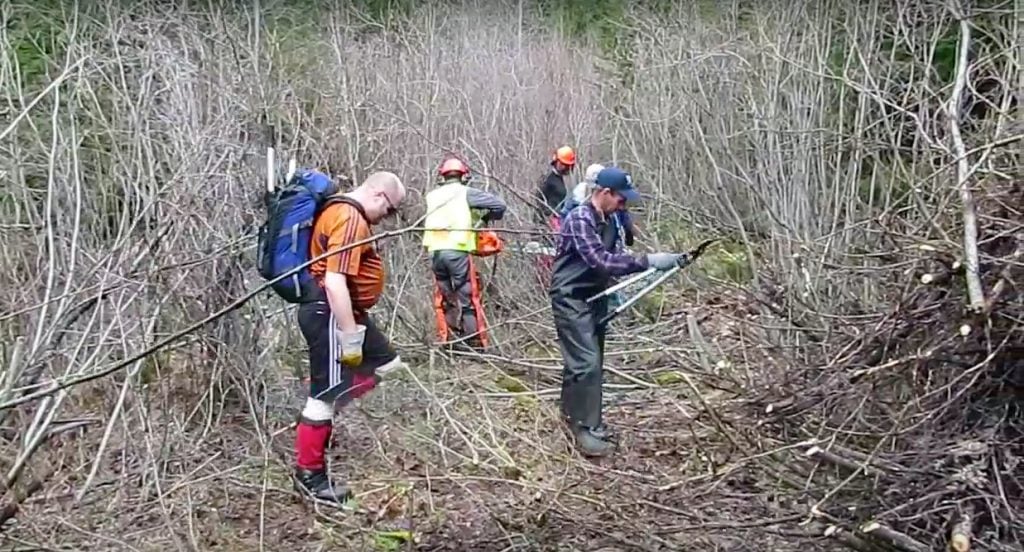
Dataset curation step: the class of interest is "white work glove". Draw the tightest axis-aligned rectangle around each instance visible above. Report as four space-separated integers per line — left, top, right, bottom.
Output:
337 324 367 367
646 252 684 271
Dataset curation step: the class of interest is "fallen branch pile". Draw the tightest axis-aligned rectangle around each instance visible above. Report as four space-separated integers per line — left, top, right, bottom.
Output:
736 228 1023 551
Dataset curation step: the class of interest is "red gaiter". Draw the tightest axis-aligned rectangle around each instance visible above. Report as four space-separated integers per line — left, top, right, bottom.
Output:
295 422 332 470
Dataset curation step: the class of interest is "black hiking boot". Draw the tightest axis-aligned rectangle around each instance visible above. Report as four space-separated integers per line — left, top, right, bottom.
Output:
464 336 489 353
449 338 486 353
572 426 614 458
294 468 352 506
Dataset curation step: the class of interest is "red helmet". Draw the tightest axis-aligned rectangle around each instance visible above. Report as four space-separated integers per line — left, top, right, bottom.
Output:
438 158 469 177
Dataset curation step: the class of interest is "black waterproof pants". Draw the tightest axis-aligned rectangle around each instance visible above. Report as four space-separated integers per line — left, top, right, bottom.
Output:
551 291 608 430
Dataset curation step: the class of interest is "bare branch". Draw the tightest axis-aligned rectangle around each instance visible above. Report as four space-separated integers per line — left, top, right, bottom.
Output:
944 4 986 311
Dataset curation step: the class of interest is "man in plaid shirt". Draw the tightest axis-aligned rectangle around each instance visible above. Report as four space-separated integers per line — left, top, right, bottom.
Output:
549 166 684 457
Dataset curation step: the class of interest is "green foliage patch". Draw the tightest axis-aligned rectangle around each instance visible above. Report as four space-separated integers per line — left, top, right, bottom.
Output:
5 2 67 89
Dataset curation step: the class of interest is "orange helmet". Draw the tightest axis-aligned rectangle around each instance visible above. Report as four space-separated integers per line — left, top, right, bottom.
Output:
438 158 469 178
475 230 504 257
553 146 576 166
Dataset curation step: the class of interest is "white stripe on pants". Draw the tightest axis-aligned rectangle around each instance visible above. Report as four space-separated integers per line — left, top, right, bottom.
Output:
328 311 342 390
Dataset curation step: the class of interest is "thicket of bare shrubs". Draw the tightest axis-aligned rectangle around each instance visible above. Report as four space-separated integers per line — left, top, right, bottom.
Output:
0 1 1020 550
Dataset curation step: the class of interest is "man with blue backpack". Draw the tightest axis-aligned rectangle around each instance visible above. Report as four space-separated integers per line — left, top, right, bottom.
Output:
257 168 407 506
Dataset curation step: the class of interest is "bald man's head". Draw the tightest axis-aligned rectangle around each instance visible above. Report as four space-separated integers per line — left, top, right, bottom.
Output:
365 171 406 202
353 171 406 223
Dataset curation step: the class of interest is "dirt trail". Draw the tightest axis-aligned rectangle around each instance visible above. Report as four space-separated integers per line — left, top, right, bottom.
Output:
1 294 803 551
266 294 793 551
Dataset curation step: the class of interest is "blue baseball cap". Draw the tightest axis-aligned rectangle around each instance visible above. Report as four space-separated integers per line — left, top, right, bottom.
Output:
595 166 640 202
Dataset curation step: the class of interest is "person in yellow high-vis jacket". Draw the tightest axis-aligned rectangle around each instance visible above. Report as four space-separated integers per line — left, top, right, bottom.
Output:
423 158 507 350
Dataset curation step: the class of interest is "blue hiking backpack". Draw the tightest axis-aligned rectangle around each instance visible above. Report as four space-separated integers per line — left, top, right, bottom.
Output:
256 168 346 303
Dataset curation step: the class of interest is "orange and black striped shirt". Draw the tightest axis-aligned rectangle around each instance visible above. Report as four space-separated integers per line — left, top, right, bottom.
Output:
309 200 385 311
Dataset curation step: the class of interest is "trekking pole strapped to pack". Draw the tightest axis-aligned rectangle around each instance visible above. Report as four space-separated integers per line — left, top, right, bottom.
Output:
266 123 277 194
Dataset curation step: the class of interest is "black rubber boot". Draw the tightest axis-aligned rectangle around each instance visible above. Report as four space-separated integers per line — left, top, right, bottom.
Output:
572 426 614 458
294 468 352 506
590 423 614 441
561 409 613 441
